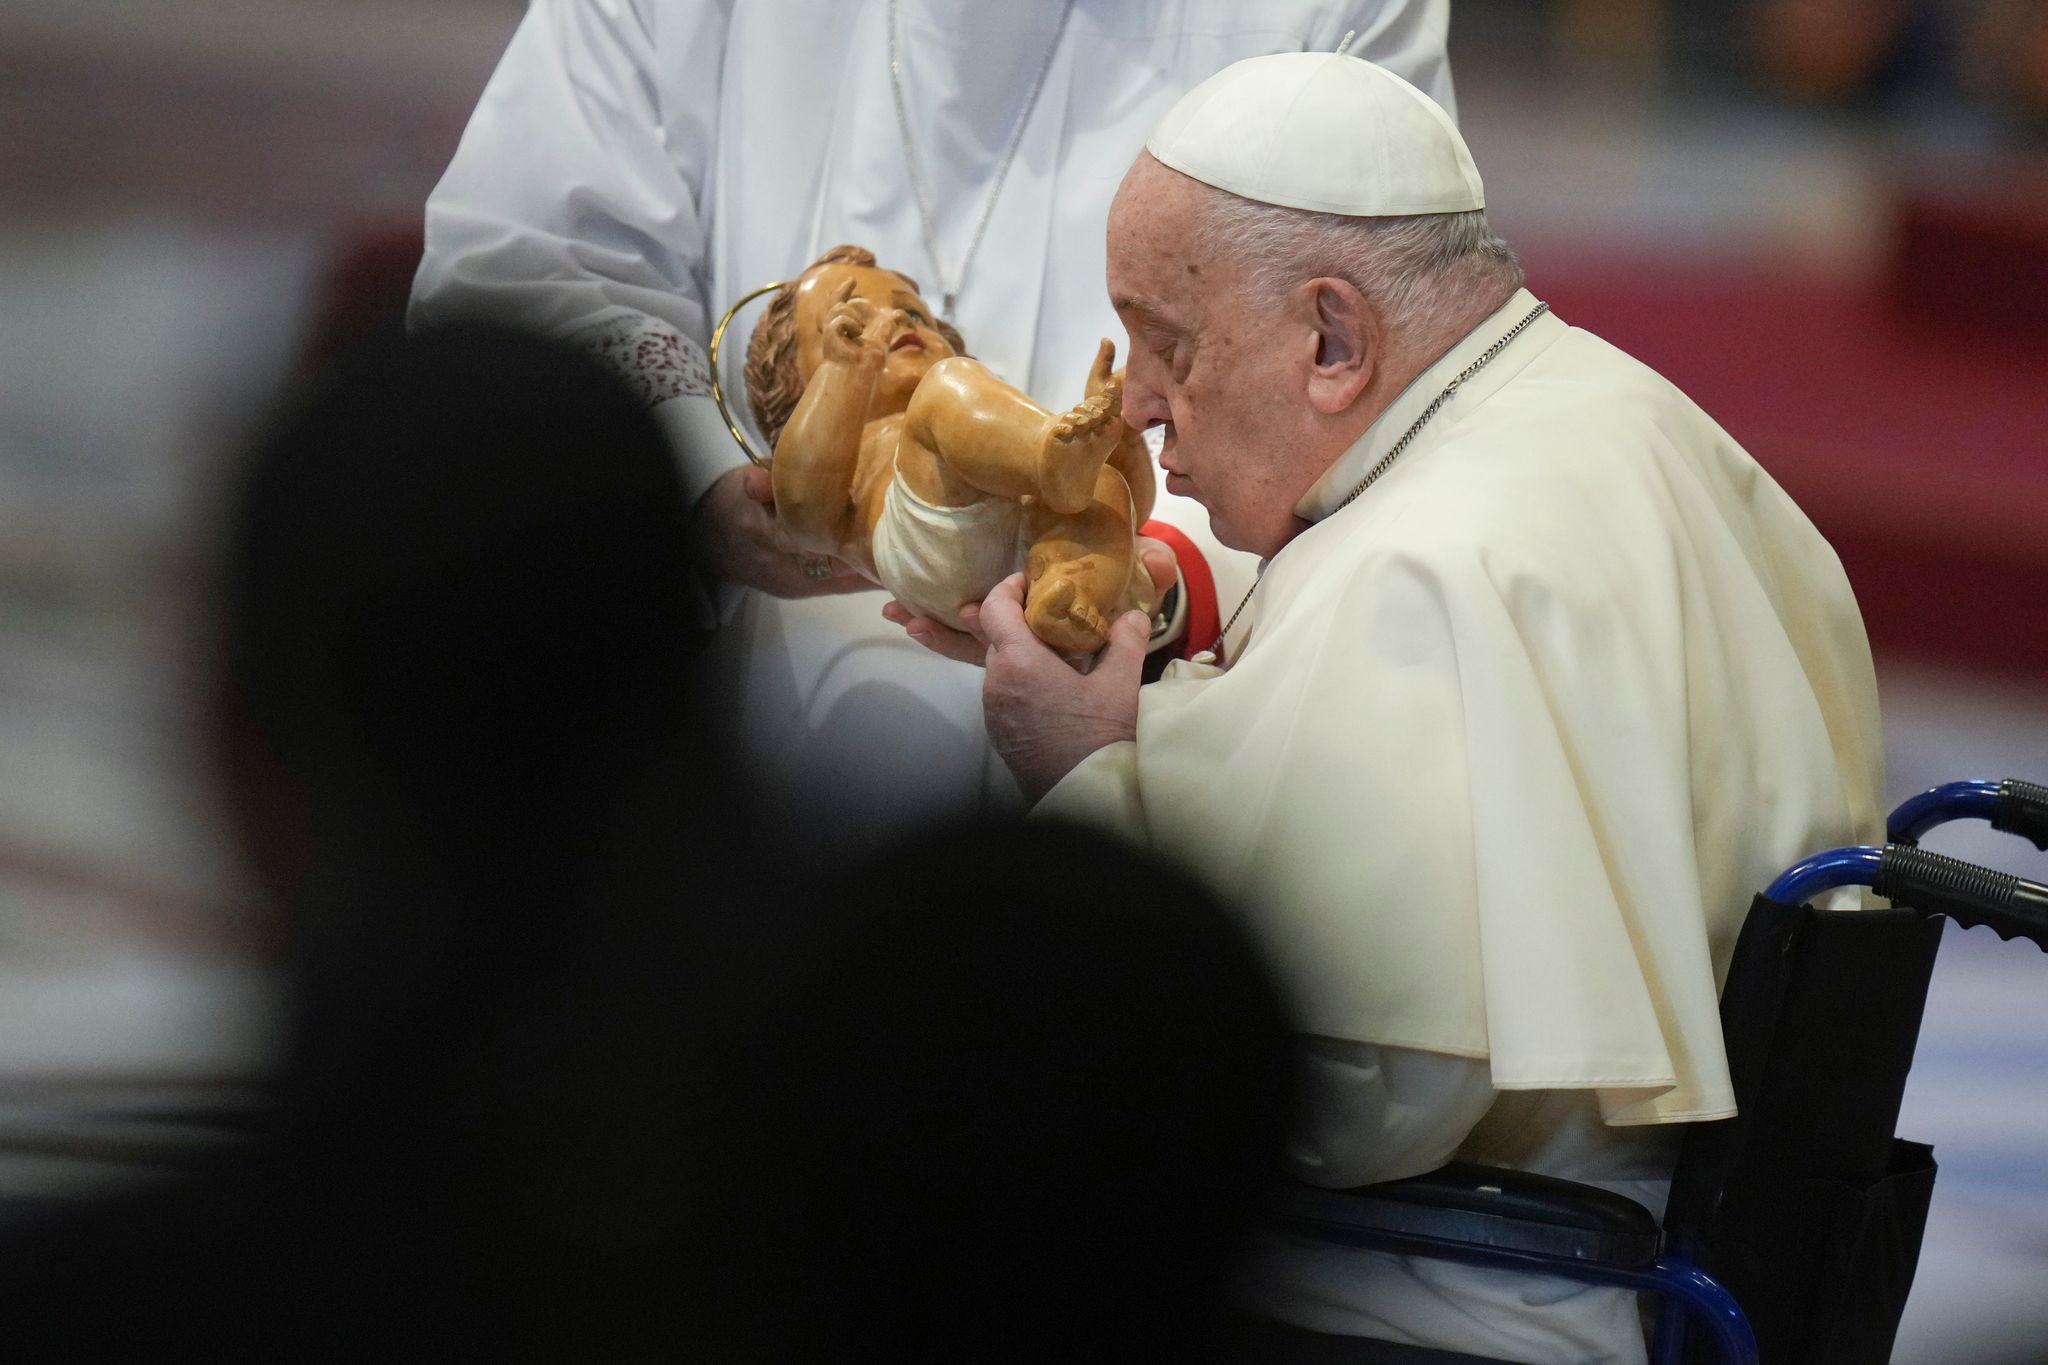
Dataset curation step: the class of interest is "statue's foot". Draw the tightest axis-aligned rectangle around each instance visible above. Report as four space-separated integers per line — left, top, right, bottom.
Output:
1038 376 1124 516
1026 569 1112 655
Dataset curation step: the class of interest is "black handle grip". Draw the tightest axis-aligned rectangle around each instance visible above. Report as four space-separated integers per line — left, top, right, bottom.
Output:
1874 846 2048 952
1993 779 2048 852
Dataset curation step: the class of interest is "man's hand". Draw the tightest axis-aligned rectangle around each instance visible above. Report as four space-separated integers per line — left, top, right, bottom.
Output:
975 573 1150 802
881 537 1180 666
692 464 872 598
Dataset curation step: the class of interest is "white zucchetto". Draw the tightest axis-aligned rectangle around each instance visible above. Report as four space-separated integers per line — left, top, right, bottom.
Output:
1145 52 1484 217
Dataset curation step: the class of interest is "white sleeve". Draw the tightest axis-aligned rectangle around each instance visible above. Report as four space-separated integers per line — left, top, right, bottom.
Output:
410 0 742 513
1285 1037 1496 1189
1326 0 1456 122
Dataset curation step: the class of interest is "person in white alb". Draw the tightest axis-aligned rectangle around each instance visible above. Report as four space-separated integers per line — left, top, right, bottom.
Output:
891 53 1886 1363
409 0 1455 851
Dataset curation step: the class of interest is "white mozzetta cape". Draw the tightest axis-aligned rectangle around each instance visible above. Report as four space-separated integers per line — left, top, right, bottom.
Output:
412 0 1453 849
1040 291 1885 1124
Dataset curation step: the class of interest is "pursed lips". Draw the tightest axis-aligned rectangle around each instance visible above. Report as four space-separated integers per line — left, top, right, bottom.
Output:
1159 433 1196 496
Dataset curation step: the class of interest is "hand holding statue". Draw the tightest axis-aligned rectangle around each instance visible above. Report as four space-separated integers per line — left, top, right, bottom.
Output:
883 536 1179 666
947 572 1153 802
690 464 870 599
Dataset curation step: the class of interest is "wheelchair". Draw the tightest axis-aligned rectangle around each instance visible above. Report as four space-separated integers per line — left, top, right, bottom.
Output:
1259 778 2048 1365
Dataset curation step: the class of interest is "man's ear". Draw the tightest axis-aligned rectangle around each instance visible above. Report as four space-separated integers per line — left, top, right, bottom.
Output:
1301 278 1377 416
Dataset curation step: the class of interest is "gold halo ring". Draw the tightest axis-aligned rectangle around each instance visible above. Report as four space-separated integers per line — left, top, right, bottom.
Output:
707 278 792 468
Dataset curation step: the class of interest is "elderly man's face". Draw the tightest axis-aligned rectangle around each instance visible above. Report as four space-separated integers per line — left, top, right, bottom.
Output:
1107 157 1322 558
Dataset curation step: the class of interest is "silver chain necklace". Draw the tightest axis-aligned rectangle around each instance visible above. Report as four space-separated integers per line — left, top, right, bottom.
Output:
1197 301 1551 664
886 0 1074 322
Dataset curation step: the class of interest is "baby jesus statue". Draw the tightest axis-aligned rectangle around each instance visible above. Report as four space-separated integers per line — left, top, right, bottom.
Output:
743 245 1162 653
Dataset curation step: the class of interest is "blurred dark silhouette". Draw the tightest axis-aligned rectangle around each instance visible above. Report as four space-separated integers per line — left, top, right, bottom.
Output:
0 323 1298 1362
0 323 740 1361
695 819 1300 1363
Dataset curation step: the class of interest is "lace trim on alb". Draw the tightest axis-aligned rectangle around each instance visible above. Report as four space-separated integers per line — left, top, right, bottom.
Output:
568 314 713 409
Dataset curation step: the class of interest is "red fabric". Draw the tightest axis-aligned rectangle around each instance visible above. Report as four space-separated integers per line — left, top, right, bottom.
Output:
301 219 427 374
1890 186 2048 339
1527 250 2048 682
1141 519 1220 664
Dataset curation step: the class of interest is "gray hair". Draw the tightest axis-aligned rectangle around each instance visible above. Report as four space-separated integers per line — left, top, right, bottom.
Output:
1195 193 1524 339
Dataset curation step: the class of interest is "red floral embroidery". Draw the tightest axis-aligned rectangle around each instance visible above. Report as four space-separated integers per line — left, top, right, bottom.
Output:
572 316 712 408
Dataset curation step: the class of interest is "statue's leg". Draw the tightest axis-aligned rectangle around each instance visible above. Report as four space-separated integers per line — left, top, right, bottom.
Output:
1081 339 1156 526
903 357 1124 517
1020 466 1141 656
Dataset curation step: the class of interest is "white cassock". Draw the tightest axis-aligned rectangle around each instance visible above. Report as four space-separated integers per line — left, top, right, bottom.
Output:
1039 289 1887 1362
409 0 1452 849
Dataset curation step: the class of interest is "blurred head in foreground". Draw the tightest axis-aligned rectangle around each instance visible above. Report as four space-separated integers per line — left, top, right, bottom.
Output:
216 319 719 1088
4 323 729 1362
217 320 731 1352
703 818 1299 1361
220 319 710 907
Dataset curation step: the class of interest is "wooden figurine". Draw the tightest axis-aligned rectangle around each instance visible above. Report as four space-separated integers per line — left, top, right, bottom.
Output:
744 245 1160 653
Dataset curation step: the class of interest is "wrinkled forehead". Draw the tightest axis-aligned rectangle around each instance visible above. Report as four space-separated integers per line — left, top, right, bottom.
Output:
1107 156 1211 311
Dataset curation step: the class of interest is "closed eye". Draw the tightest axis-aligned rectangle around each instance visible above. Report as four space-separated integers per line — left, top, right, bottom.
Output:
1149 329 1195 381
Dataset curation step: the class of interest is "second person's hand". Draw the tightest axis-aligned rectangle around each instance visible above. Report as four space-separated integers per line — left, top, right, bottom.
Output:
693 464 872 598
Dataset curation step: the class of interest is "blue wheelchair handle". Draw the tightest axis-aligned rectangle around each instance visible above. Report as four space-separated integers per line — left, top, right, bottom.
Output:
1766 847 1885 903
1768 844 2048 952
1888 778 2048 850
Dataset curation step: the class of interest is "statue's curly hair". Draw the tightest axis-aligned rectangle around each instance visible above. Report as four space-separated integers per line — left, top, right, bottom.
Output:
744 244 968 451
